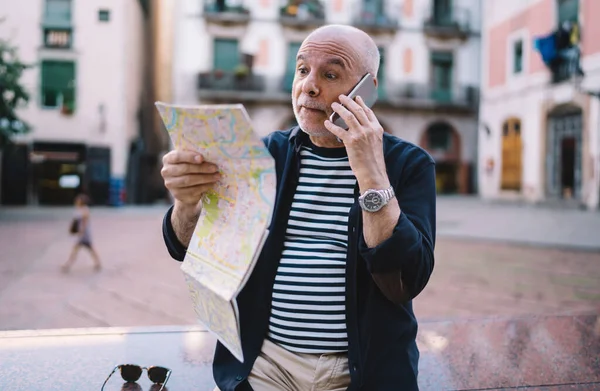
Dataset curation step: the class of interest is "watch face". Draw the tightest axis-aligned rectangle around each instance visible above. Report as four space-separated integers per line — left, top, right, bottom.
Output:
363 191 383 211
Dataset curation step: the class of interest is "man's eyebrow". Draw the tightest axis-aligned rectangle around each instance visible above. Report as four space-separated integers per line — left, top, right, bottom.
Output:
296 54 347 69
326 57 346 68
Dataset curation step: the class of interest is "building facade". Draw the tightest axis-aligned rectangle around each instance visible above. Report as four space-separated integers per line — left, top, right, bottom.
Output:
169 0 482 194
478 0 600 210
0 0 158 205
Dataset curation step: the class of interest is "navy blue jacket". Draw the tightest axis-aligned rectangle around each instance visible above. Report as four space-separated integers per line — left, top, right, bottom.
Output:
163 127 436 390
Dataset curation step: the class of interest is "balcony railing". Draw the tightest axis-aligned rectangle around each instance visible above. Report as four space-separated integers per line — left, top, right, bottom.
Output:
197 71 266 101
551 52 584 84
351 2 399 33
279 0 325 27
423 7 471 38
203 1 250 23
391 83 479 110
352 13 398 33
196 71 478 111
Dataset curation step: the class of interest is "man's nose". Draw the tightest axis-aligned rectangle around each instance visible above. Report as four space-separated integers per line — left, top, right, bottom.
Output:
301 73 320 97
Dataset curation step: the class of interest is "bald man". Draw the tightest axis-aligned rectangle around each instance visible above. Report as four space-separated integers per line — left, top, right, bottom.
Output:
161 25 436 391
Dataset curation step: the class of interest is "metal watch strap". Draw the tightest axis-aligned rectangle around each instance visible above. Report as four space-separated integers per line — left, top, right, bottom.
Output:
381 186 395 202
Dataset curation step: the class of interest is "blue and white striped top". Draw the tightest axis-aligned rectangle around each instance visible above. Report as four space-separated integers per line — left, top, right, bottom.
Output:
267 140 356 354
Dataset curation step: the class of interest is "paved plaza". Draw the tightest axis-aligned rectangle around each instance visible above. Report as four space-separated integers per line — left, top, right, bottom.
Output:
0 197 599 331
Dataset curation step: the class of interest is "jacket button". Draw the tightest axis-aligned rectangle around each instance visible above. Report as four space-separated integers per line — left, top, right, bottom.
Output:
351 363 357 372
235 375 243 381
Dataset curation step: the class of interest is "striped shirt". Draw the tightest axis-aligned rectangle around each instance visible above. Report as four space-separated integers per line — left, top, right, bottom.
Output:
267 140 356 354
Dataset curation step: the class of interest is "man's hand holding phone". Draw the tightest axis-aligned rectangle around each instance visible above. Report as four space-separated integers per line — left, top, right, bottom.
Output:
324 74 390 192
328 73 378 130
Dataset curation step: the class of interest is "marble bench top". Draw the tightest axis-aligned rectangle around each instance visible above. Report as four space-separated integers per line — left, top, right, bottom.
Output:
1 314 599 391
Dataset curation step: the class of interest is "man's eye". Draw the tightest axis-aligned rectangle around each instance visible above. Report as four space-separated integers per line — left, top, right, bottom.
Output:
325 73 337 80
297 67 308 74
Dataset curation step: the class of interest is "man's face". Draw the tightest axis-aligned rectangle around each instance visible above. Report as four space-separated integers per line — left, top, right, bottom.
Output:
291 37 362 138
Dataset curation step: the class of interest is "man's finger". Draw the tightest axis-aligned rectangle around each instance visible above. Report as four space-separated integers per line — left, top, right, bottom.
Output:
339 95 369 125
163 150 204 165
165 162 219 177
172 184 215 204
324 119 348 142
166 173 221 189
356 96 377 123
331 102 361 130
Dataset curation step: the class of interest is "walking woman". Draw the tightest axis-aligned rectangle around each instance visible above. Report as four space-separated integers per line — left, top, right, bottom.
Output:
62 193 102 273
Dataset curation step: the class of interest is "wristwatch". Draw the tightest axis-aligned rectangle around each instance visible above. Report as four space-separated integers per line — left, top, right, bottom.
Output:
358 186 395 212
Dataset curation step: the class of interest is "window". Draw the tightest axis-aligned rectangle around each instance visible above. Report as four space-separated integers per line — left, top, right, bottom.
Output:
427 123 453 150
430 51 453 102
213 38 239 72
284 42 302 92
513 39 523 74
557 0 578 25
98 9 110 22
41 61 76 111
44 0 72 26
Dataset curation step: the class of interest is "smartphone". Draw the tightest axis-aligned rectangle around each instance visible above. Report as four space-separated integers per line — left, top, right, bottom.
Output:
329 73 378 130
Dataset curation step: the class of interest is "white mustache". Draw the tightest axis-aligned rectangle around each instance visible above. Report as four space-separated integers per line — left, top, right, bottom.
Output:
298 101 327 111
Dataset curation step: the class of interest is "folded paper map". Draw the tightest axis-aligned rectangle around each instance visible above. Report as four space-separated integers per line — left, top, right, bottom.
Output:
155 102 276 362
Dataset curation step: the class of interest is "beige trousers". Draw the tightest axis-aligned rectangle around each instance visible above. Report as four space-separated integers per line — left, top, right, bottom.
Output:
215 339 351 391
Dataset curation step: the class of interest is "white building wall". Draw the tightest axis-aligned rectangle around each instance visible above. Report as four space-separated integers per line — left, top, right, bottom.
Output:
2 0 146 178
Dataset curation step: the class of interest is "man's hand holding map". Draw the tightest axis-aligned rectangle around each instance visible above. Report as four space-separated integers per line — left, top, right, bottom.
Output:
155 102 276 363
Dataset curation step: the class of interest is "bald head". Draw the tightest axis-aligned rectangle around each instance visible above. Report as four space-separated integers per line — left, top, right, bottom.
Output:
302 24 380 78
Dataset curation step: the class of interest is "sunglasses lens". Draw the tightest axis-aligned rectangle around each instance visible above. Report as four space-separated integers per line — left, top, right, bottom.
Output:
120 365 143 382
148 366 169 383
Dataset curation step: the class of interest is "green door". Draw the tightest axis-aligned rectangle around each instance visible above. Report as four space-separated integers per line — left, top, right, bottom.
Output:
431 52 453 103
213 39 239 72
558 0 579 24
41 60 76 109
377 47 386 100
433 0 453 26
284 42 302 92
44 0 72 27
362 0 384 17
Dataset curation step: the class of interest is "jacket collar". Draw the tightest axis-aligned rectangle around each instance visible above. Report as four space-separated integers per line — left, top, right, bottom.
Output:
288 125 308 153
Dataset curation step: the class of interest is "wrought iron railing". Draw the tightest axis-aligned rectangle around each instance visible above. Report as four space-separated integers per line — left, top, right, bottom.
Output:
279 0 325 26
197 71 265 92
423 6 471 36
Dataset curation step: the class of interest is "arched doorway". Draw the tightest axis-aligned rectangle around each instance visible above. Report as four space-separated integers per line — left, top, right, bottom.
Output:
500 118 522 191
421 121 461 194
546 105 582 200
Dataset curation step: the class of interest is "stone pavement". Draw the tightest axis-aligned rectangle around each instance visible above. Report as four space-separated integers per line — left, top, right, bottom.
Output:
0 197 599 331
437 196 600 251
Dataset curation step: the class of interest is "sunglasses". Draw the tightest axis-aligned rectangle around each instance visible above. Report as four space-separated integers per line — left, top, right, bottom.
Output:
101 364 171 391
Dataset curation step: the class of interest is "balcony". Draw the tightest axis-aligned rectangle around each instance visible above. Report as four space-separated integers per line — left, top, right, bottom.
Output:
203 1 250 24
351 2 399 34
279 0 325 29
43 28 73 50
386 83 479 112
550 51 584 84
195 70 478 111
198 70 275 102
423 7 471 39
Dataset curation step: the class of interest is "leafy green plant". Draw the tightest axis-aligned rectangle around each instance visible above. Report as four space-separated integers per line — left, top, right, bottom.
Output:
234 64 250 78
0 27 31 147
